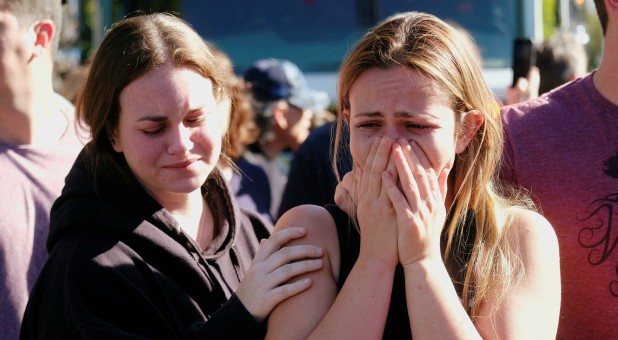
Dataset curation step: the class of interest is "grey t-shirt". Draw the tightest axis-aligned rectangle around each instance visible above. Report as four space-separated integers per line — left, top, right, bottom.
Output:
0 93 85 339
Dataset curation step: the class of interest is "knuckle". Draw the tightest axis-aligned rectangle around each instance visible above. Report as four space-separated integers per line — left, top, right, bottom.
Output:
278 284 290 299
279 246 292 258
282 263 292 275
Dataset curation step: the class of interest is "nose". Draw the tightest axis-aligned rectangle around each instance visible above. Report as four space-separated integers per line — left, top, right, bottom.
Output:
167 125 193 155
384 126 403 142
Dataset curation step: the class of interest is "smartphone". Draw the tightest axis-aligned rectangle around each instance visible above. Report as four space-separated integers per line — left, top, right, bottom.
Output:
511 38 536 87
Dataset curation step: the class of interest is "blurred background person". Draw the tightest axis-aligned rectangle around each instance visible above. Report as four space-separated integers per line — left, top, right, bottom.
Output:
213 48 272 224
537 29 589 95
57 58 91 105
506 29 588 105
240 58 329 223
0 0 86 338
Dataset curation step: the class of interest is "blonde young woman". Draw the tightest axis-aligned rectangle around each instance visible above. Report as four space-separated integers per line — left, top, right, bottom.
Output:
266 11 560 339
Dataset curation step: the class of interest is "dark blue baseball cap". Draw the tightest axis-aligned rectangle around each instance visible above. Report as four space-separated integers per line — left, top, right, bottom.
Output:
244 59 329 113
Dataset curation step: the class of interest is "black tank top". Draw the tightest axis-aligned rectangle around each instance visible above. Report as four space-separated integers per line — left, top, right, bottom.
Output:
325 204 476 339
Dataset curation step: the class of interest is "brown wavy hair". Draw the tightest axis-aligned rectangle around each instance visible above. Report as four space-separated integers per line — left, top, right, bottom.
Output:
76 12 232 185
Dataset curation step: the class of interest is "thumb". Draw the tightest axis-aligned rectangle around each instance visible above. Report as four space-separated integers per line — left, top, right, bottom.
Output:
334 171 357 216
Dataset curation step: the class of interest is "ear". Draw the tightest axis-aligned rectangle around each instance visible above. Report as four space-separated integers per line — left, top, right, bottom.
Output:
455 109 484 154
272 100 289 129
342 108 351 125
109 128 123 153
32 20 55 58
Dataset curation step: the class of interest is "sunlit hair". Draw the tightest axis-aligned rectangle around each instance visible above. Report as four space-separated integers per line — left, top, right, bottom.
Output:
76 12 232 185
334 11 533 318
1 0 63 54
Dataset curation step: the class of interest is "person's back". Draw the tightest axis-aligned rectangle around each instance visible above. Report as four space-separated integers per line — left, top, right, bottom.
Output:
0 1 85 338
500 2 618 338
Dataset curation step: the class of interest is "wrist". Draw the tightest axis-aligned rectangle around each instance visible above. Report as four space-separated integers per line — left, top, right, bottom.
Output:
401 257 445 275
356 255 398 274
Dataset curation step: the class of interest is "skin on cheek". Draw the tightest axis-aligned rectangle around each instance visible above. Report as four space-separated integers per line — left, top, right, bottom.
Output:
349 133 372 170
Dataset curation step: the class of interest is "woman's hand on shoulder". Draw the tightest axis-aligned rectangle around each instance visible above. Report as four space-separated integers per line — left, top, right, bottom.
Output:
235 214 326 321
264 205 341 339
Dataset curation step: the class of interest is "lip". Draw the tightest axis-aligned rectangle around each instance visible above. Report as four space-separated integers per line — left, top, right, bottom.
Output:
163 158 200 169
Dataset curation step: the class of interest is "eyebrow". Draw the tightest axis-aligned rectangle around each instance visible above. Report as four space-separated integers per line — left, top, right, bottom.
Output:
135 107 205 122
137 115 166 122
355 111 419 118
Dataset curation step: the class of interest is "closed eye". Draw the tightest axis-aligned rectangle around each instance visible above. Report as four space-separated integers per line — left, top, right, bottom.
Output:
356 121 381 129
185 117 204 125
143 125 165 136
406 123 429 129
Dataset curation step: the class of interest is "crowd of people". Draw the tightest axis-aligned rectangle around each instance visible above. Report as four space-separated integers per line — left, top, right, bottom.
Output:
1 0 616 339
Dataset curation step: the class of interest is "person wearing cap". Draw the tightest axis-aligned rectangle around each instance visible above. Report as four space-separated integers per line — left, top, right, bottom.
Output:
0 0 85 338
239 58 329 223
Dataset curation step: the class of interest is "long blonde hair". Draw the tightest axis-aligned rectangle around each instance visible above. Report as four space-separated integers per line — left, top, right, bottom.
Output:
334 11 532 317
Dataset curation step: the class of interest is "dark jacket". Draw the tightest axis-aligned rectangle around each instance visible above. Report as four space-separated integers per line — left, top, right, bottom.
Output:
20 150 272 339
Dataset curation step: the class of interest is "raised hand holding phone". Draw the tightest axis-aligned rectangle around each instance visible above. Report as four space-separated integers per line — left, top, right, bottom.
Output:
512 38 536 87
507 38 540 104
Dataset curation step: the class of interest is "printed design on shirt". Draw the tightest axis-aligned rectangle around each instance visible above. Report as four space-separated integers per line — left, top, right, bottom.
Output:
577 151 618 297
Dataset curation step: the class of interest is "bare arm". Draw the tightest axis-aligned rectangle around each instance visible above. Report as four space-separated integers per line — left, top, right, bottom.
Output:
403 209 560 339
265 205 396 339
386 139 560 339
234 226 325 321
384 139 480 338
266 137 400 339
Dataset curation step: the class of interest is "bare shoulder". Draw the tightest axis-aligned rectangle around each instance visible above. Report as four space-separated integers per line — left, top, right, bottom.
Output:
275 204 341 278
506 207 555 236
504 206 559 256
275 205 339 248
275 205 337 235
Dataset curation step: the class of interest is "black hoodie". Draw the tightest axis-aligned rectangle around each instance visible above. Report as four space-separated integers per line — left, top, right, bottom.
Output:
20 150 272 339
